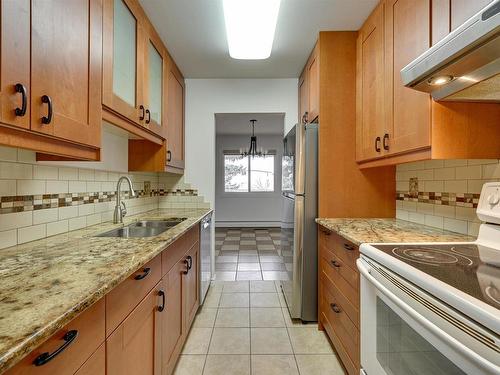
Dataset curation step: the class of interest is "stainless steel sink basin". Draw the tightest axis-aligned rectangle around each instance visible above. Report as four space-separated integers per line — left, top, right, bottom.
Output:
96 218 186 238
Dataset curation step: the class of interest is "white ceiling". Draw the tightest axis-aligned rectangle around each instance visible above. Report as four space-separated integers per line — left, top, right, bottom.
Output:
215 113 285 135
139 0 378 78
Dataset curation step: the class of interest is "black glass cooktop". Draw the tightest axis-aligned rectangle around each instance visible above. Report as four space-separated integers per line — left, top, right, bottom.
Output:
372 244 500 309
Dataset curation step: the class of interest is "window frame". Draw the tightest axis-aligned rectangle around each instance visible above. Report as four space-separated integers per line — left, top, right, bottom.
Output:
223 150 277 194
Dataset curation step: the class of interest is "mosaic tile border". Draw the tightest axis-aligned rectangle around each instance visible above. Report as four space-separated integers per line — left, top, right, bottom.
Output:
396 191 480 208
0 188 197 214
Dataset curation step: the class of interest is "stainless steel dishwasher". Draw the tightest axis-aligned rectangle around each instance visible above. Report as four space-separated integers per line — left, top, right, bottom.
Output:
199 213 212 304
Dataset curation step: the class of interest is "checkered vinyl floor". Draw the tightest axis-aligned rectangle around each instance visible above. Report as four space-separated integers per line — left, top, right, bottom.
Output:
215 227 292 281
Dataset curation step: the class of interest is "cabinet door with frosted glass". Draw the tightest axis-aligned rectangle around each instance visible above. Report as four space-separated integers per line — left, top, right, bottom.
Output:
102 0 144 126
143 35 165 137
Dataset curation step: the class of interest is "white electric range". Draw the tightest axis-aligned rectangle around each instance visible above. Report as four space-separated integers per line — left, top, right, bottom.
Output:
357 182 500 375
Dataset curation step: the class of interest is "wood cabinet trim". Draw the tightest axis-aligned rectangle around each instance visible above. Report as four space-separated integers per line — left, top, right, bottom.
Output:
102 107 163 145
0 123 100 160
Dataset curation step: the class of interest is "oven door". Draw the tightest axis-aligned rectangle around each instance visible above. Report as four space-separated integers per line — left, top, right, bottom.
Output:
357 256 500 375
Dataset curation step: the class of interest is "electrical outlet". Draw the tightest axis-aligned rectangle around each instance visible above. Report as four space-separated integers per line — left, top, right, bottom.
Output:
144 181 151 195
409 177 418 198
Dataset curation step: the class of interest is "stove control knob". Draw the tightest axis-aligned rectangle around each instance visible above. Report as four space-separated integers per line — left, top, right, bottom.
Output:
487 193 500 206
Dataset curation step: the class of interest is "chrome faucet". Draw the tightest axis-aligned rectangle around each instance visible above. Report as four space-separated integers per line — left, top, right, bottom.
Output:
114 176 136 224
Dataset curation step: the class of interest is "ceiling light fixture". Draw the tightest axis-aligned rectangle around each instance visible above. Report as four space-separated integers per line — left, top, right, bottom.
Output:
240 119 265 157
222 0 281 60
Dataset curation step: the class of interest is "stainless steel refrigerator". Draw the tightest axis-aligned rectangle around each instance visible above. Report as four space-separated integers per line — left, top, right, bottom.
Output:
280 123 318 322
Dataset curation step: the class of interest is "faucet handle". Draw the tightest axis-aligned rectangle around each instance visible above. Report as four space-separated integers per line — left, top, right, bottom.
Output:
121 201 127 218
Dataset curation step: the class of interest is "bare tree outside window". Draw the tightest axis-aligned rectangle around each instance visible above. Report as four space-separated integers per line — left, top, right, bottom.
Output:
224 154 275 193
224 155 249 192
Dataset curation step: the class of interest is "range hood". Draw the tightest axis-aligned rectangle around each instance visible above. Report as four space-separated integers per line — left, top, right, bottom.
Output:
401 0 500 102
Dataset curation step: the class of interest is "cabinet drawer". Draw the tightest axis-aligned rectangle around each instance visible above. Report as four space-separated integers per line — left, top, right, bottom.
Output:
320 271 359 328
320 310 358 375
6 299 105 375
321 278 359 366
319 250 359 312
106 254 161 336
162 225 199 276
74 344 105 375
319 229 359 271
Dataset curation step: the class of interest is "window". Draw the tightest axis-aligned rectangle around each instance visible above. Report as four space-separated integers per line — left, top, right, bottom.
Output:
224 155 249 192
224 153 275 193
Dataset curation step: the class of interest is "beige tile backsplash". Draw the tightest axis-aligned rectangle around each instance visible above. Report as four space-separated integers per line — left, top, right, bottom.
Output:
396 159 500 237
0 146 209 250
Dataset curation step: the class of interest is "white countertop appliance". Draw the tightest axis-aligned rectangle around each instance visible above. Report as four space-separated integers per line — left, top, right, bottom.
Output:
357 182 500 375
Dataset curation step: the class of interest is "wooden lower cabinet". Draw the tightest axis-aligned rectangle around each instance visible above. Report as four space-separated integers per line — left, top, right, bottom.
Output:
5 227 202 375
318 227 360 375
106 283 162 375
160 264 184 375
105 254 162 336
5 300 105 375
184 242 200 330
74 344 105 375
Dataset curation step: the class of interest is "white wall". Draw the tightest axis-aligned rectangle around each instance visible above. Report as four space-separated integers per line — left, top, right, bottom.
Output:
215 134 283 227
42 123 129 173
184 79 298 210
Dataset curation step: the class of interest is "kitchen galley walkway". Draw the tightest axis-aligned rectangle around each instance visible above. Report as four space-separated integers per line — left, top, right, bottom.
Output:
173 280 345 375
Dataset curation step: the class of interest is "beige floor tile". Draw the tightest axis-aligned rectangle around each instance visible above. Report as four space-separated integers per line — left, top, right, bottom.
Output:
220 293 250 308
203 355 250 375
237 271 263 281
182 328 213 354
287 327 334 354
282 308 317 328
203 290 222 308
250 280 277 293
250 292 281 307
215 308 250 327
250 328 293 354
173 355 206 375
214 271 236 281
193 307 218 328
209 281 224 293
238 263 261 271
251 355 299 375
295 354 345 375
223 280 250 293
209 328 250 354
250 308 285 327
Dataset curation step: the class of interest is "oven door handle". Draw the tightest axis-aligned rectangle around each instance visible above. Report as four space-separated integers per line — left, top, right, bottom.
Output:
357 259 499 375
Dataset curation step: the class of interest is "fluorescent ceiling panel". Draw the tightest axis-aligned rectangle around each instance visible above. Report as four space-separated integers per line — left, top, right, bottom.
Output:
223 0 281 60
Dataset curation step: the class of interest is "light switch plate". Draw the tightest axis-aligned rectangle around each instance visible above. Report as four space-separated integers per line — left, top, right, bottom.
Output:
144 181 151 195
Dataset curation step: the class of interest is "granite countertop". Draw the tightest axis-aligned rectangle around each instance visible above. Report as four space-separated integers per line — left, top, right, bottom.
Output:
316 218 474 246
0 208 212 373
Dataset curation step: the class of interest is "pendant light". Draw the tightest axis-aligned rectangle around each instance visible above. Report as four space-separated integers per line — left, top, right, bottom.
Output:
241 119 264 157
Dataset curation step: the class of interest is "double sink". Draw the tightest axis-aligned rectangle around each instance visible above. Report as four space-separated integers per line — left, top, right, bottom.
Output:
97 218 186 238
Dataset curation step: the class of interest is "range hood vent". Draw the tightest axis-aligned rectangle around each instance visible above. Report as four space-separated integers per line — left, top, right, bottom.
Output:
401 0 500 102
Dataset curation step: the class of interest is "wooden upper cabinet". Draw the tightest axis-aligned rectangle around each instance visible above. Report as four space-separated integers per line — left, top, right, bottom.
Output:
450 0 493 30
166 60 185 171
143 36 165 137
307 47 320 122
106 283 162 375
356 2 386 162
384 0 431 156
298 70 309 124
0 0 30 131
103 0 143 126
432 0 493 45
30 0 102 148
